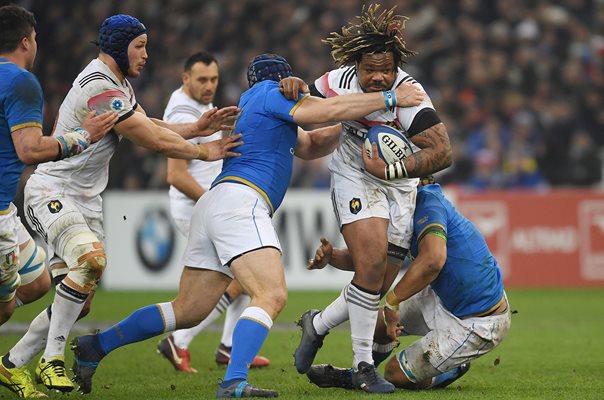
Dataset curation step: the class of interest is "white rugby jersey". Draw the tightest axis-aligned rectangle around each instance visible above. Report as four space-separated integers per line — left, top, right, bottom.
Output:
163 87 222 221
30 58 136 209
314 66 432 189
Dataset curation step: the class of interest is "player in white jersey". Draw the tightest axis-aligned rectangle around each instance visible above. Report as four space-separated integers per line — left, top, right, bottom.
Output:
281 5 453 393
156 51 269 373
0 14 242 394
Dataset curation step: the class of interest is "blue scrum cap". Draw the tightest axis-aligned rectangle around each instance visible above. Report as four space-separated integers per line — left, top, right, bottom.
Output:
247 53 293 88
98 14 146 75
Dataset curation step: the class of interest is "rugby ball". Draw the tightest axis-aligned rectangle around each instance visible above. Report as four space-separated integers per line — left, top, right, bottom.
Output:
364 125 414 164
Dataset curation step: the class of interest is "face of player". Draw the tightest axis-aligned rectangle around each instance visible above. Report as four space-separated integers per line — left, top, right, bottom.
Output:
126 34 148 78
23 29 37 71
183 61 219 105
356 52 397 92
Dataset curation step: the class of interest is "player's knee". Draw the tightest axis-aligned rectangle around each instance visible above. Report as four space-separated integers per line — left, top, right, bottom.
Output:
265 286 287 317
68 242 106 291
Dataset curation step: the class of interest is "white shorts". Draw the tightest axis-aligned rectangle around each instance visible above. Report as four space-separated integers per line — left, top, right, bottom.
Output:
395 286 511 382
24 183 104 275
182 183 281 278
0 204 46 300
330 168 416 249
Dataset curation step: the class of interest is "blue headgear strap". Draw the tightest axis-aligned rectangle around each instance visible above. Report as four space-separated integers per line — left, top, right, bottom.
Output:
247 54 293 88
99 14 146 76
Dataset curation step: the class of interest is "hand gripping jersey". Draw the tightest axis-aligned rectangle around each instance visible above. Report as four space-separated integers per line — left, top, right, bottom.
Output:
314 66 435 190
212 80 306 214
410 184 504 318
163 87 222 221
29 58 136 210
0 58 43 210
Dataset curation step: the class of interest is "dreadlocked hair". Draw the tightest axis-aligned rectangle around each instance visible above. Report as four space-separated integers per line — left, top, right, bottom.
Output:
323 4 416 68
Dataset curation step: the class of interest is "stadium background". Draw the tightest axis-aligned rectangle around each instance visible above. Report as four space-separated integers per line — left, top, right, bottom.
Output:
2 1 604 398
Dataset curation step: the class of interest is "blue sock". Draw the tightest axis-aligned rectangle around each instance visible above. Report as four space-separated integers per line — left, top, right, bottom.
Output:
97 304 167 355
221 317 269 385
430 366 462 388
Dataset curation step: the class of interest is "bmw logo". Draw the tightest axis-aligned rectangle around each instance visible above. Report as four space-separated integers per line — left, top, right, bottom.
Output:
111 98 124 111
136 208 175 272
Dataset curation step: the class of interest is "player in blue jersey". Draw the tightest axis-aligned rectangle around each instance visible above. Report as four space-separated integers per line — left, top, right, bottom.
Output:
303 175 511 391
68 53 425 398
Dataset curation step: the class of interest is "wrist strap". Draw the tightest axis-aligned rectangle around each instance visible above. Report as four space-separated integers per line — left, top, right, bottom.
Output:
385 160 408 180
382 90 397 109
384 290 401 311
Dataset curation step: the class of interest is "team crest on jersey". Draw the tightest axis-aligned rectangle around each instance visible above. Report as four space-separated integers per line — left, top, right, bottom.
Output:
349 198 362 214
110 98 124 111
47 200 63 214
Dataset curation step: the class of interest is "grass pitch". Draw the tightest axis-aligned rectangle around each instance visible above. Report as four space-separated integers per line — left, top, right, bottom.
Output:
2 288 603 399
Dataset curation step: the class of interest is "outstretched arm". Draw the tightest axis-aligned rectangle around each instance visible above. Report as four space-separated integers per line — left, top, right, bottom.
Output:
115 112 242 161
150 106 239 139
292 82 424 125
294 124 341 160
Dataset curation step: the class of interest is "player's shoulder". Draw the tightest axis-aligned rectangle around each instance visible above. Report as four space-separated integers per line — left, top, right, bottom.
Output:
395 67 420 87
74 58 121 92
325 66 357 90
1 64 41 92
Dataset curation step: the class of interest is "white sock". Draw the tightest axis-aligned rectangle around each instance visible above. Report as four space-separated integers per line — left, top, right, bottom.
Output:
42 281 87 360
7 305 51 368
172 294 232 349
347 283 380 368
221 294 250 347
313 285 350 335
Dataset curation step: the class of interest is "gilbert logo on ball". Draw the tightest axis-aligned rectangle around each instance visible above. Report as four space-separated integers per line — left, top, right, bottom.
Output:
364 125 414 164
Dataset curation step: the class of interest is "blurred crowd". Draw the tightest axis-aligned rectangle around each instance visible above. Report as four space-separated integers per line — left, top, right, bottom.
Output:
17 0 604 190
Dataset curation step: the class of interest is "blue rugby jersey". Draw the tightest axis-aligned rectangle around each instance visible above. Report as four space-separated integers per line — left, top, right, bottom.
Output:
212 80 306 213
410 184 504 318
0 58 43 209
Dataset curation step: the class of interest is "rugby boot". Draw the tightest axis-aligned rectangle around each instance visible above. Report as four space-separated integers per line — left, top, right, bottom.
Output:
157 335 198 373
351 361 395 393
307 364 354 389
293 309 327 374
35 356 74 392
0 362 47 398
216 380 278 398
215 343 270 368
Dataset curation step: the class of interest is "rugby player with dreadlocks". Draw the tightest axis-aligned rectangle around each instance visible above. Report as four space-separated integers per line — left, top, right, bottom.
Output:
282 5 453 394
64 53 424 398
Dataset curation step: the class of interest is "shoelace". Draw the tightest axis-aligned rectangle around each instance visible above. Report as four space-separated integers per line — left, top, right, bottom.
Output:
360 365 379 385
46 360 67 377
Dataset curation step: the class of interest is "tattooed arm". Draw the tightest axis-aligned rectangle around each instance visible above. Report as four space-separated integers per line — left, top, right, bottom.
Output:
362 122 452 179
405 122 452 177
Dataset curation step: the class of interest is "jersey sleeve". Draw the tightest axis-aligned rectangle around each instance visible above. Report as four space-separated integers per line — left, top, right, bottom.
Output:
413 191 448 243
4 71 43 132
264 88 307 123
85 83 135 123
395 81 437 136
313 72 330 97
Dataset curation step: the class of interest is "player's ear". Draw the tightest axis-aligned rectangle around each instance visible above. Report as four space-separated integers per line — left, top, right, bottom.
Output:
181 71 190 86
